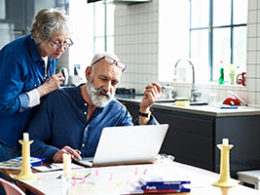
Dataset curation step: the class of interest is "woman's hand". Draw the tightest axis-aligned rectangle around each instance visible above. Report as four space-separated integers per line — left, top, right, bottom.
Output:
37 72 65 97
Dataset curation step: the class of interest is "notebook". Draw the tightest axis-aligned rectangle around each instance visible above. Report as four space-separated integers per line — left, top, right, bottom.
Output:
75 124 169 167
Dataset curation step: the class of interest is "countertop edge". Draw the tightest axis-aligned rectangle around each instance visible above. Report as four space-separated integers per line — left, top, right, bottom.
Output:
116 97 260 117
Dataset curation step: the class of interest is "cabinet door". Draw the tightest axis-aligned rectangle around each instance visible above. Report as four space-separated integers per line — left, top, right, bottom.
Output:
153 108 214 171
215 115 260 177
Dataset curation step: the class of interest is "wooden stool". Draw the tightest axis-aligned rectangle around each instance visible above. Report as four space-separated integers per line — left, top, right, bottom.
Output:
237 170 260 190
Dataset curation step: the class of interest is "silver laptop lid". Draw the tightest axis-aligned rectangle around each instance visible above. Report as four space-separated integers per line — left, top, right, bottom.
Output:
93 124 169 165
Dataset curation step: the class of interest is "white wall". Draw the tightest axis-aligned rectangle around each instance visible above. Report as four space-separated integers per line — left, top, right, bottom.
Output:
114 0 260 106
158 0 189 82
58 0 94 80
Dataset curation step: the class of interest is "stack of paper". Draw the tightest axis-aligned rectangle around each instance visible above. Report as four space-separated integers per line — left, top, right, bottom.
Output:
0 156 43 170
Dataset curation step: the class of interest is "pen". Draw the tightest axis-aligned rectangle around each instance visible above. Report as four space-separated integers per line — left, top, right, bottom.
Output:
46 164 52 169
220 106 238 109
56 175 62 179
72 172 91 180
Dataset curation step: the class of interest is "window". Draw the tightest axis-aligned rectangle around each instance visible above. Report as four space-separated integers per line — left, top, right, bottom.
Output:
69 0 115 79
93 1 115 53
190 0 247 83
0 0 5 19
69 0 94 77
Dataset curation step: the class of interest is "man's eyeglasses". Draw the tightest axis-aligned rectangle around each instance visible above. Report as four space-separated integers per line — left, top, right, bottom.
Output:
92 56 126 71
48 38 73 49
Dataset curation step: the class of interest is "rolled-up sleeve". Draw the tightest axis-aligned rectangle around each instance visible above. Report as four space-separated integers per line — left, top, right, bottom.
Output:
134 114 158 125
115 103 158 126
26 88 40 108
18 93 30 112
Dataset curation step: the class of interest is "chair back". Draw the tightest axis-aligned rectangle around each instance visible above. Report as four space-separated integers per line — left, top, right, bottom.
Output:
0 178 25 195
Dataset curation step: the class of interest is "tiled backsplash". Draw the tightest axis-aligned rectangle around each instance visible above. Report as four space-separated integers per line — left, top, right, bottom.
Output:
114 0 159 93
115 0 260 106
247 0 260 106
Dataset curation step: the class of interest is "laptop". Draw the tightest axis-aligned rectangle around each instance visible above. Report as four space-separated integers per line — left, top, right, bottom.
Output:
75 124 169 167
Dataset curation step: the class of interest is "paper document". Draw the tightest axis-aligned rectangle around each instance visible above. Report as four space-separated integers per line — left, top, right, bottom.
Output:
33 163 83 172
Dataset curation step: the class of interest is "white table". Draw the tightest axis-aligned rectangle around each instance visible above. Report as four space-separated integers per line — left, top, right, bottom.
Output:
3 162 259 195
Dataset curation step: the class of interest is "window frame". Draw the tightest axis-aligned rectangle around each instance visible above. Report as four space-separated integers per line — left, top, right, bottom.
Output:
189 0 247 81
93 1 115 53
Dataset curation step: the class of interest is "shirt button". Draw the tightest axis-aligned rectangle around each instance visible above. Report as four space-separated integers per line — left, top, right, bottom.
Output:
84 112 87 115
82 144 85 147
84 103 87 106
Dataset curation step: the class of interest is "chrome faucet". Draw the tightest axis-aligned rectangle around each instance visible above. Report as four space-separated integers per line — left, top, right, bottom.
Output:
174 59 201 102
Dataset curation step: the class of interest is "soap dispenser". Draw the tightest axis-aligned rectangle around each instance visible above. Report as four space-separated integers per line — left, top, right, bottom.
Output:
219 61 224 85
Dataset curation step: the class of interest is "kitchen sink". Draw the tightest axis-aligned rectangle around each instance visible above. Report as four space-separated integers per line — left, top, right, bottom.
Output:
156 96 193 103
189 101 208 106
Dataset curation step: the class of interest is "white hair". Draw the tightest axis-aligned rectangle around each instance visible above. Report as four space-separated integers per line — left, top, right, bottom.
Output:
30 8 70 44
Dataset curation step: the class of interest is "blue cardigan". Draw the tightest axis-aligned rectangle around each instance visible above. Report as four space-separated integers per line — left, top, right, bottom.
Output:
0 35 57 147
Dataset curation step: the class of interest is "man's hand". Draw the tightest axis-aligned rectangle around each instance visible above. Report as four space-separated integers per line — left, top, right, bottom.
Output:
37 72 65 97
138 82 162 125
140 82 162 113
53 146 82 163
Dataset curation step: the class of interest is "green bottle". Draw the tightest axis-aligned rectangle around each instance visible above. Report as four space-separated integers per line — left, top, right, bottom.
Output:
219 68 224 84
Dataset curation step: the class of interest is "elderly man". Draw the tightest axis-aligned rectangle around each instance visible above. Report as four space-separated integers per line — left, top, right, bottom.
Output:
28 52 162 162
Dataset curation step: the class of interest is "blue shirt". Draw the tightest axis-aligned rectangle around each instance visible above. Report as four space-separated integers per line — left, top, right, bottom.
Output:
28 86 158 162
0 35 57 147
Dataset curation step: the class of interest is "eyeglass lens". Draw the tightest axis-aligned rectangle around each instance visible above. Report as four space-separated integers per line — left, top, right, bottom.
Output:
49 38 73 49
104 56 125 70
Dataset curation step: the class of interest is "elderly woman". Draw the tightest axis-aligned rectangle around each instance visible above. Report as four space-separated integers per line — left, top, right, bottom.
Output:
0 8 72 161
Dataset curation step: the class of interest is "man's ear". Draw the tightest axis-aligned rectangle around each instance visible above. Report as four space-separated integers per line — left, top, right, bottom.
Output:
85 66 92 81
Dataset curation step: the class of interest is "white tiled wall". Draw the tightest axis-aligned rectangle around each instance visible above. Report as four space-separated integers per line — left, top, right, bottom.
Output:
114 0 159 92
247 0 260 105
115 0 259 106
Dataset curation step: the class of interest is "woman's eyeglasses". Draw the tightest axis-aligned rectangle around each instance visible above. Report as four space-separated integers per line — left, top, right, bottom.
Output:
48 38 73 49
92 56 126 71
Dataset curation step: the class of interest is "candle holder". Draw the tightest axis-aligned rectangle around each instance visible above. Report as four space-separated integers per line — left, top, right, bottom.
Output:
63 153 72 180
62 153 72 194
15 133 37 180
213 138 238 187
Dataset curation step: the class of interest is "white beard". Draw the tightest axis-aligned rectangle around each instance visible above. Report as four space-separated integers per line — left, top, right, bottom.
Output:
86 78 114 108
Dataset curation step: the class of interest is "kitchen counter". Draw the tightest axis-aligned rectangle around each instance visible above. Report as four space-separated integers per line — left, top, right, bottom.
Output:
116 95 260 117
116 94 260 176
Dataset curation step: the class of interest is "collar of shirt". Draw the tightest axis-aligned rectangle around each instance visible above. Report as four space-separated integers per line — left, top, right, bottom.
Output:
27 35 54 65
27 35 43 63
26 35 56 82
